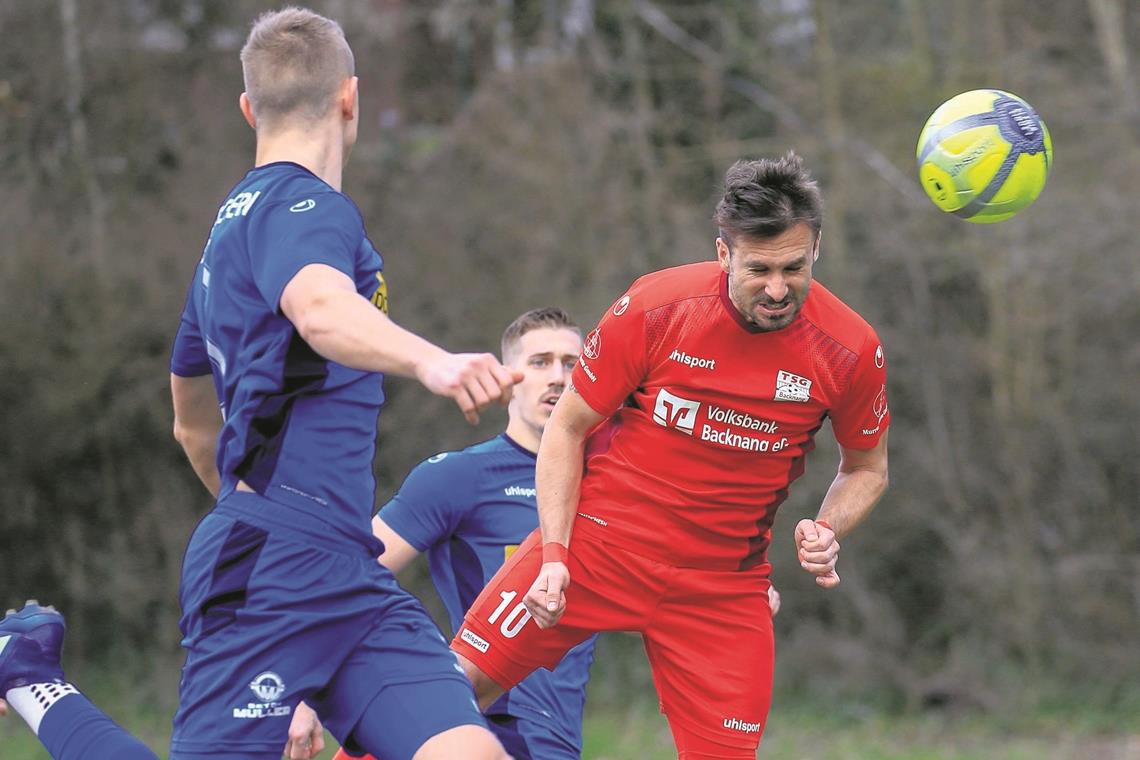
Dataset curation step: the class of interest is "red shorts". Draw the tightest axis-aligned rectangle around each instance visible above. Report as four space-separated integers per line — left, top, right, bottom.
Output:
452 520 775 754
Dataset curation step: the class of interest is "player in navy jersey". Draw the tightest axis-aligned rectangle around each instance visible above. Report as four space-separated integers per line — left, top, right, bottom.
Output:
0 8 514 760
320 308 595 760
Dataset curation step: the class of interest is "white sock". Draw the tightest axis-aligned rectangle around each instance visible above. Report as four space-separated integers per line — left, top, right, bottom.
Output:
4 682 80 734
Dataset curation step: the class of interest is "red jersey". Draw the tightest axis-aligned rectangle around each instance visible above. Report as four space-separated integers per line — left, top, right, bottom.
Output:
570 261 889 571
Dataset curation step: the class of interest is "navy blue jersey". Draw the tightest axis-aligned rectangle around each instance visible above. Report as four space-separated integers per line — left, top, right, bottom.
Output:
171 162 389 548
380 434 596 752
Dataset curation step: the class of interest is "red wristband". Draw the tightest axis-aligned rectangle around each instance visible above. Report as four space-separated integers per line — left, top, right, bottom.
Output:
815 519 834 532
542 542 569 564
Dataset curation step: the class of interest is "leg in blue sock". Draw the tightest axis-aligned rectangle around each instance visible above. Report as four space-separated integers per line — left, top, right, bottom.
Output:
1 603 158 760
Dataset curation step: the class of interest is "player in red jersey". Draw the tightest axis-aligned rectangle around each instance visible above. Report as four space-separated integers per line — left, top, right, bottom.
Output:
451 152 890 758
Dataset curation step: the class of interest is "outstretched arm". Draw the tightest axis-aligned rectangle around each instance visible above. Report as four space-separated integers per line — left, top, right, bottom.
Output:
795 431 889 588
280 264 520 424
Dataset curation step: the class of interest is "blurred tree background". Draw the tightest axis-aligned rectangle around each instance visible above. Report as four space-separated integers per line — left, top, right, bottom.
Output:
1 0 1138 739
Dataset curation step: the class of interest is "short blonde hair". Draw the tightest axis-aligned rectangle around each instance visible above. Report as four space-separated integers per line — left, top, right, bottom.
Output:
501 308 581 364
240 7 355 129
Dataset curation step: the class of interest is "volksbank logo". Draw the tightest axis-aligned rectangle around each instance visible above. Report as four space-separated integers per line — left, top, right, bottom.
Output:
669 348 716 370
723 716 762 734
653 388 700 435
706 406 779 434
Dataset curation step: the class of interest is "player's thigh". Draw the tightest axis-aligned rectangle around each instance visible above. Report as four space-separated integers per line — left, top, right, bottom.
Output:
645 567 774 753
171 519 398 757
413 724 507 760
314 593 490 759
673 736 760 760
342 678 499 760
452 529 656 691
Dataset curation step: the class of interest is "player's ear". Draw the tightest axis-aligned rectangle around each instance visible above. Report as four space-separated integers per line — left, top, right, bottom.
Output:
340 76 359 121
812 231 821 262
715 236 731 273
239 93 257 130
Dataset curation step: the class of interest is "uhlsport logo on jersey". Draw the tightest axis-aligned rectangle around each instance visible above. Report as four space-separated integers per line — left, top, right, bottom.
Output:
653 388 700 435
774 370 812 402
669 348 716 371
722 716 762 734
233 671 291 720
460 628 490 653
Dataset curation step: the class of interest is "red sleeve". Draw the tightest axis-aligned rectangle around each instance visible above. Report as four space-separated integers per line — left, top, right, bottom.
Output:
829 333 890 449
570 290 648 417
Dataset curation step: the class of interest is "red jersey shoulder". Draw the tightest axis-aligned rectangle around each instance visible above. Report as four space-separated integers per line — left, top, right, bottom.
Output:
800 281 880 354
628 261 721 309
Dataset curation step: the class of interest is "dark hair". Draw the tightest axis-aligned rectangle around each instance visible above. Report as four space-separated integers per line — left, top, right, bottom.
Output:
501 307 581 362
714 151 822 244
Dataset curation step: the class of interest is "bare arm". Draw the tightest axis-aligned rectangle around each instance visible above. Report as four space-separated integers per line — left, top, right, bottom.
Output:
818 430 889 536
280 264 519 424
524 385 605 627
372 515 422 574
171 373 223 498
795 431 889 588
535 385 605 549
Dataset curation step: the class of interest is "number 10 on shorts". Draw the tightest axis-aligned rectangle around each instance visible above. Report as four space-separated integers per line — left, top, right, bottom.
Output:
487 591 532 638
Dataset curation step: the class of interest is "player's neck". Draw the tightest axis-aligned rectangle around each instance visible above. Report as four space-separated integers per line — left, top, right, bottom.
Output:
254 128 345 191
503 421 540 454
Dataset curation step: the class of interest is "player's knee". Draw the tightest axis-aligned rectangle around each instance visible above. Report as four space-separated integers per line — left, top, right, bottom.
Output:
454 653 506 709
412 724 509 760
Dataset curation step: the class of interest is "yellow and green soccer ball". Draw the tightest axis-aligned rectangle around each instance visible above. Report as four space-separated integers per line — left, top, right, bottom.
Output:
916 89 1052 223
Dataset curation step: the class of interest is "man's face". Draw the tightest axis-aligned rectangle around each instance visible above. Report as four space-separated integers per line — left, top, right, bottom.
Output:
507 327 583 436
717 223 819 332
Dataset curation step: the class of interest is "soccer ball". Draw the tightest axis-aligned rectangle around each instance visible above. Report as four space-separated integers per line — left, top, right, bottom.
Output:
916 89 1052 223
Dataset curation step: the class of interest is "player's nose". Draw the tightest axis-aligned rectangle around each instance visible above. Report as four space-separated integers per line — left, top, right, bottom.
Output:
764 276 789 302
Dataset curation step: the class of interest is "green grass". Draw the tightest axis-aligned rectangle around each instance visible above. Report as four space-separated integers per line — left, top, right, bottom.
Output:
3 695 1138 759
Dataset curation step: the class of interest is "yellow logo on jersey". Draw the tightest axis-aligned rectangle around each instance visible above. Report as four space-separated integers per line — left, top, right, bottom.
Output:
504 544 520 562
370 272 389 313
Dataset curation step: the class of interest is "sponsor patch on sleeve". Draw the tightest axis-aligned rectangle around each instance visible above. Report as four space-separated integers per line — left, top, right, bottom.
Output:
460 628 490 653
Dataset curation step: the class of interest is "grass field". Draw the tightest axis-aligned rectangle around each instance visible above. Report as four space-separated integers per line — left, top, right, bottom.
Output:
3 695 1137 759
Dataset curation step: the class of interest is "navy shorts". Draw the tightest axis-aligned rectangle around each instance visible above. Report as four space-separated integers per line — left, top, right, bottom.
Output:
487 712 582 760
169 500 485 760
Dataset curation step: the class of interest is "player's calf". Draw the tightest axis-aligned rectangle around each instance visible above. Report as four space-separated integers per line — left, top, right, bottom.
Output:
1 602 159 760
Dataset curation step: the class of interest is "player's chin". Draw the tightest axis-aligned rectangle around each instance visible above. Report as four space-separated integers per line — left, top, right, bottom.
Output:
752 303 800 329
